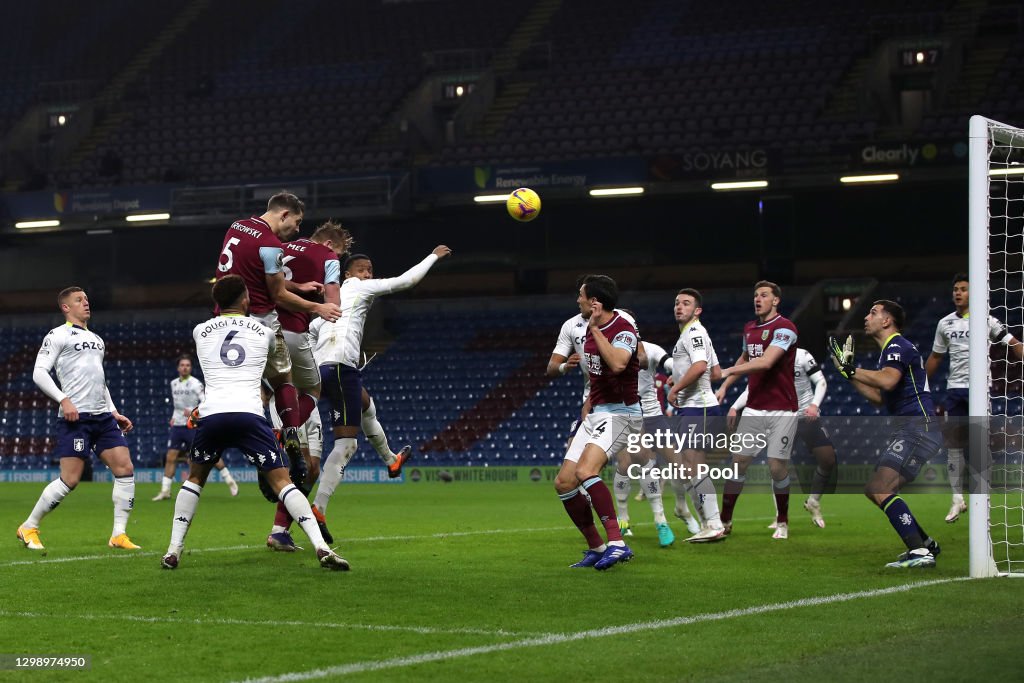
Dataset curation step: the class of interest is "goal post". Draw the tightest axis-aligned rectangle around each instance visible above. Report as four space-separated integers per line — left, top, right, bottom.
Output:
969 114 1024 578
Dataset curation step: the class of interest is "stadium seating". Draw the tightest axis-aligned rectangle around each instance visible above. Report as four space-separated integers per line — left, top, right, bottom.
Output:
48 0 533 188
437 0 946 165
6 0 1021 189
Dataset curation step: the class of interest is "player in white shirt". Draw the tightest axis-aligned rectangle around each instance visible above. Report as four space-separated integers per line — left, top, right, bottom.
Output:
161 275 348 570
310 246 451 530
17 287 140 552
663 288 727 542
152 355 238 501
308 317 409 477
730 348 836 528
261 319 411 548
925 272 1024 522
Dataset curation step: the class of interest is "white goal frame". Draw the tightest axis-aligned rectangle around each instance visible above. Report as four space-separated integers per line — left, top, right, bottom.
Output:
969 114 1023 578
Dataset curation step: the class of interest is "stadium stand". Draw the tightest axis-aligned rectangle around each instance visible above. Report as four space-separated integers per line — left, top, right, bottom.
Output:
2 0 1020 189
48 0 534 188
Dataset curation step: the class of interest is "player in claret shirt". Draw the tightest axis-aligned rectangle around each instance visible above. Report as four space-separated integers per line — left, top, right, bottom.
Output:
263 220 351 550
830 300 943 568
717 281 800 539
215 192 341 492
555 275 643 570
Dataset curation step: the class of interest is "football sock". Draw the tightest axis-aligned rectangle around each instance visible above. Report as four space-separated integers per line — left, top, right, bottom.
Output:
297 392 317 424
361 399 396 465
947 448 965 496
272 502 293 534
581 476 622 543
220 468 235 486
112 475 135 536
168 482 202 552
274 383 302 430
558 488 605 550
691 475 721 525
641 466 667 524
880 494 927 550
613 471 631 520
669 476 693 512
313 437 356 513
721 474 746 524
773 474 791 524
809 465 832 502
304 407 323 461
280 484 326 551
24 477 72 528
160 475 173 493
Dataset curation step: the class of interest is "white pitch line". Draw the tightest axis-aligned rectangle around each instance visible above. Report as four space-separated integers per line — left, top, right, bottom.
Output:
236 577 970 683
0 516 775 568
0 610 544 639
0 544 256 567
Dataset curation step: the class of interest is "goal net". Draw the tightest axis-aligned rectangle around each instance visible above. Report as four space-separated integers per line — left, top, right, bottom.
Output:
970 115 1024 577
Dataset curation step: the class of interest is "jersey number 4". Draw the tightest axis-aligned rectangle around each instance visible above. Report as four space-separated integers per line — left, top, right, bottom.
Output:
220 331 246 367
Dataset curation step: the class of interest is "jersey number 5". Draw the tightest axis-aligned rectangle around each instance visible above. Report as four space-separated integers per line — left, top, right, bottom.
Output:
218 237 241 273
220 331 246 366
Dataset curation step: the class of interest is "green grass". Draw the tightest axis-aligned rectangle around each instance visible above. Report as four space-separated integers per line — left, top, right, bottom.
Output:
0 481 1021 682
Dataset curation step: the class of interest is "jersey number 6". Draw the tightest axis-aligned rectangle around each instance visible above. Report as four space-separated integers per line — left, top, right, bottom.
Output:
220 331 246 367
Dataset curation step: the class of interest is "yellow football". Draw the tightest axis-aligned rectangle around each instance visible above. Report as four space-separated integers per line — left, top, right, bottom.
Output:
506 187 541 222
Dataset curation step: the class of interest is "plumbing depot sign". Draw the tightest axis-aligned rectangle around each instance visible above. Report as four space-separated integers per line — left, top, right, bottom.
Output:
2 185 173 221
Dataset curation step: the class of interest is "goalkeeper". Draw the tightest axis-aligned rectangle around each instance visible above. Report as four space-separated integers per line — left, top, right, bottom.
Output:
829 300 943 568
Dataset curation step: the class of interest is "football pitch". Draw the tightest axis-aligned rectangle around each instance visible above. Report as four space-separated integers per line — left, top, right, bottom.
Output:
1 481 1021 682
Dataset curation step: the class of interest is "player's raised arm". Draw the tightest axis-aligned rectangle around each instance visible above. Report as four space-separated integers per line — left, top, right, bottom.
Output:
361 245 452 296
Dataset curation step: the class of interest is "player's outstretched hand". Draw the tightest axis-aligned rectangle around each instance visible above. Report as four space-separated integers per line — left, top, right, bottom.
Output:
432 245 452 259
565 352 581 369
60 397 80 422
114 412 134 434
314 302 342 322
714 386 728 405
727 408 739 432
828 335 856 379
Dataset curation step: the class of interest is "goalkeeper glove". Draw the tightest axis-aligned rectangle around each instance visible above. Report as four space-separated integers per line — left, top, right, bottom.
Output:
186 407 200 429
828 335 856 379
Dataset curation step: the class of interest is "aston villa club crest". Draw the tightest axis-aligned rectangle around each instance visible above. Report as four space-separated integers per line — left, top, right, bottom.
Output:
73 438 85 452
761 330 770 341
